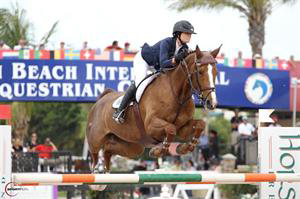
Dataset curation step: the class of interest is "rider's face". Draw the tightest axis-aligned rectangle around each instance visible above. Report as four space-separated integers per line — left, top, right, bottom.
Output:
180 32 192 43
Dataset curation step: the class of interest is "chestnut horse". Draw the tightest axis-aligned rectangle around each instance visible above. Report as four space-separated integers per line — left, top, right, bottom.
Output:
86 45 221 173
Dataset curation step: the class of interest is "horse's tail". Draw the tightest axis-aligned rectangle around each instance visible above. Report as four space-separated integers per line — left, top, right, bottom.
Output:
96 88 114 101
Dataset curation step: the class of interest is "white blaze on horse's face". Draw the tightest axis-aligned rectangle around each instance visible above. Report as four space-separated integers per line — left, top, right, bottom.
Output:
208 64 217 108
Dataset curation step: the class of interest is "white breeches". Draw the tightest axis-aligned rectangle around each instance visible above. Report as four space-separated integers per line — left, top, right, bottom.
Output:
133 51 151 85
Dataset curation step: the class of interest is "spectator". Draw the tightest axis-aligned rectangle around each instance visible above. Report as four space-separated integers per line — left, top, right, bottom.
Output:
273 56 280 69
186 159 196 171
105 40 122 51
238 51 243 59
252 54 262 68
38 44 45 50
209 130 219 162
238 116 254 163
220 53 225 59
230 109 241 154
198 132 210 170
172 159 182 171
252 127 258 138
59 41 65 50
0 40 10 50
289 55 297 70
238 116 255 137
151 160 160 170
12 137 24 152
268 114 282 127
82 41 89 50
14 39 30 50
25 132 38 151
132 159 147 171
124 42 130 53
34 137 57 159
237 51 243 66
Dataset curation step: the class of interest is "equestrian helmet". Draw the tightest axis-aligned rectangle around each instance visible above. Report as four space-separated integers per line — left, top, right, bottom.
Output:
173 20 196 35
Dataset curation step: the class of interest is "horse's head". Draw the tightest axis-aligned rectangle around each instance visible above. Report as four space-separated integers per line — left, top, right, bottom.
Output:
183 45 221 110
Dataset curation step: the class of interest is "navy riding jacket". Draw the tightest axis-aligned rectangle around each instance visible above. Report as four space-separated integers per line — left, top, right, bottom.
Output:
141 37 188 70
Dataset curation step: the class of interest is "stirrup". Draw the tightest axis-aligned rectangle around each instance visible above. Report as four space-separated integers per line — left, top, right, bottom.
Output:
112 110 125 124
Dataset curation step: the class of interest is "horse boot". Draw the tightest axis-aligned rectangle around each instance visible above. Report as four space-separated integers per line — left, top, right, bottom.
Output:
112 83 136 124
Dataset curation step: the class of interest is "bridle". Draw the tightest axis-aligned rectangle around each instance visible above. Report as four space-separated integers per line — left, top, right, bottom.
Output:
168 53 217 123
180 53 217 106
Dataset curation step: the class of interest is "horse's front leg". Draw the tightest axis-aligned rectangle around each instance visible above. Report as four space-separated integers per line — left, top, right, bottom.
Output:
146 117 176 158
176 119 205 155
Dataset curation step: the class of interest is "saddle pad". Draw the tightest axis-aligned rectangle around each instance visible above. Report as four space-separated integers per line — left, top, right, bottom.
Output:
135 73 159 102
112 73 159 109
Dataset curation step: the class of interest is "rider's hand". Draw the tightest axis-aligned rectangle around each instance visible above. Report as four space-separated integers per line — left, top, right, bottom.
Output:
175 49 188 64
172 58 176 64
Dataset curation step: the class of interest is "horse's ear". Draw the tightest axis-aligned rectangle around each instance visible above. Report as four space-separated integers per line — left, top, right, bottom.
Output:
195 45 203 58
211 44 222 58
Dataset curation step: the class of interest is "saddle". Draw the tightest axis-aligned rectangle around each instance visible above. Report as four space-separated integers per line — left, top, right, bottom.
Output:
111 73 160 146
112 73 159 109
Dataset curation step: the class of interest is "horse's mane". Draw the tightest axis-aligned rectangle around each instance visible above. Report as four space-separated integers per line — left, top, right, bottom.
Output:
96 88 114 101
186 50 216 66
188 50 196 55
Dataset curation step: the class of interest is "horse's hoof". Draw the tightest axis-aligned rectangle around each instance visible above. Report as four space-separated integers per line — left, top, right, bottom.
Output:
149 146 167 158
176 144 189 155
89 184 107 191
188 145 196 152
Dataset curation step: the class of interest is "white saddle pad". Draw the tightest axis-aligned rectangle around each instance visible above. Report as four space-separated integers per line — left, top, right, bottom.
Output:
112 73 159 109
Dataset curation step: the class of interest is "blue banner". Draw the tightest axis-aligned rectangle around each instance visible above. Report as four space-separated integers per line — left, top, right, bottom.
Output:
212 66 290 109
0 60 290 109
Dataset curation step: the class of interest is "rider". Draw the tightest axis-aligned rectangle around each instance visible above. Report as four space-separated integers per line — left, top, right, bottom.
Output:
113 20 196 124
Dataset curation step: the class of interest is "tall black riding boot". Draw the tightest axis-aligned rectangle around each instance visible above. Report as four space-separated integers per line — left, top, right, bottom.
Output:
112 83 136 124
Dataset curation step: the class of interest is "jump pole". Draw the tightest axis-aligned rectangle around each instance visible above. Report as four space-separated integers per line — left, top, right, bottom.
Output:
12 173 300 186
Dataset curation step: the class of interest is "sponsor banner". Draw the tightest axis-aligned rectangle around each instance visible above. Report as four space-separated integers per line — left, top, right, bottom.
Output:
0 60 290 109
0 60 133 102
198 66 290 109
259 127 300 198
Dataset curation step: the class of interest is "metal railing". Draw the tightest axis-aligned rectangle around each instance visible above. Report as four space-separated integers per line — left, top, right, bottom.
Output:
12 151 72 173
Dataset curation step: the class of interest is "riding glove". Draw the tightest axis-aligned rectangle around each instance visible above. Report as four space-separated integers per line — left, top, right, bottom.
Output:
175 49 188 64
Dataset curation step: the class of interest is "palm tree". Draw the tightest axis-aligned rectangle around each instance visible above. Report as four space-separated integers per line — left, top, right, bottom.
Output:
0 4 58 140
0 4 58 49
168 0 296 57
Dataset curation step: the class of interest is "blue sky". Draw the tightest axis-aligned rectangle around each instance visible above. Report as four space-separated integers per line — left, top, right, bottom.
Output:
2 0 300 60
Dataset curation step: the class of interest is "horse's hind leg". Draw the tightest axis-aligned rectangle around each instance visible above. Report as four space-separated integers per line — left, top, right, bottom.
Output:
176 119 205 155
103 133 144 158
